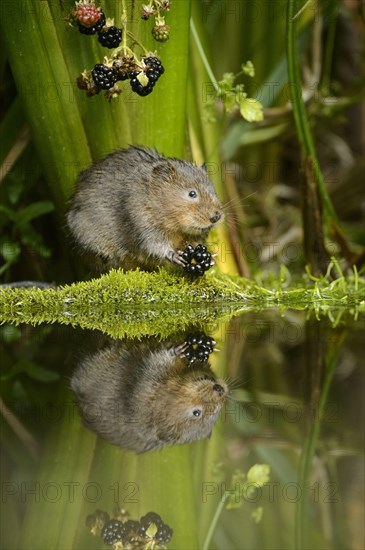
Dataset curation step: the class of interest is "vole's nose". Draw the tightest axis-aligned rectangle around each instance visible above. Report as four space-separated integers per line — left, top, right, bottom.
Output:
213 383 225 395
210 211 221 224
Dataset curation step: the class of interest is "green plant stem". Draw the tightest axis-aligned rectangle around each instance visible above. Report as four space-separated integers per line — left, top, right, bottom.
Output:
295 331 345 549
286 0 339 224
202 496 226 550
190 19 219 93
319 0 339 94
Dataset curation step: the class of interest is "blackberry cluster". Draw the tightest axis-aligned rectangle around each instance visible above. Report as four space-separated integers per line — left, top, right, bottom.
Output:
101 519 126 545
92 64 118 90
77 11 106 35
129 57 165 97
89 508 173 548
139 512 173 546
182 244 213 276
98 26 122 48
183 333 216 363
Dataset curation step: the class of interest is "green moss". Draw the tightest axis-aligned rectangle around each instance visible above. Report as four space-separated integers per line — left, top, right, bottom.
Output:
0 266 364 338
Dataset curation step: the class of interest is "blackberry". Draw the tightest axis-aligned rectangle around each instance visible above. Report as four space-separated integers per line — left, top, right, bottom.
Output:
139 512 173 546
183 333 216 363
139 512 164 536
77 11 105 35
92 64 118 90
102 519 125 545
130 73 154 97
143 56 165 78
151 23 170 42
98 26 122 48
155 523 173 545
183 244 213 277
121 520 143 546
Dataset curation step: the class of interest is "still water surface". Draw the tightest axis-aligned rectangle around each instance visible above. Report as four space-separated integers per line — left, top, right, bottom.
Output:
1 309 363 549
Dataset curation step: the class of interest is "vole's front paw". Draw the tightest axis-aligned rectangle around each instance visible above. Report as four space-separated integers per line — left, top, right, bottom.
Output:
173 342 190 357
168 249 187 268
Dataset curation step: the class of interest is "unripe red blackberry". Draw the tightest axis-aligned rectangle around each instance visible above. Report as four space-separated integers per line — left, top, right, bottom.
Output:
92 64 118 90
75 2 102 27
98 26 122 48
77 10 105 35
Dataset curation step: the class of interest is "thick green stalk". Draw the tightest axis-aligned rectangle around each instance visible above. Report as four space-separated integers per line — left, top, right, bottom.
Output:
0 0 92 206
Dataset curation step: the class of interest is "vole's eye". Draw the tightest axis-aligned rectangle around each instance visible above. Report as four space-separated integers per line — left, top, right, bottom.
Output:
188 190 198 198
193 409 202 417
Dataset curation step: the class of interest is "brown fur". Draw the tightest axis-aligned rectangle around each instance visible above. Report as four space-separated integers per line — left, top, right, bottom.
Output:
71 340 228 453
67 146 223 270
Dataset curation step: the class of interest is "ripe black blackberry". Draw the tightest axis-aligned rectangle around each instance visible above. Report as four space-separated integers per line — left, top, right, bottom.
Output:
121 520 143 547
77 11 105 35
139 512 173 546
155 523 173 545
98 26 122 48
92 64 118 90
183 333 216 363
182 244 213 276
129 71 154 97
142 56 165 78
101 519 125 545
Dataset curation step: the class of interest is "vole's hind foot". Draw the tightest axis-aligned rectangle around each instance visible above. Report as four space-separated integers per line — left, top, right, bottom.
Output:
167 250 187 268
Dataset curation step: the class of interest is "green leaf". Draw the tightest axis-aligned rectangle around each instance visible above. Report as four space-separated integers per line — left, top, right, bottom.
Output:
239 98 264 122
1 241 21 262
0 204 17 222
23 361 60 382
16 201 55 227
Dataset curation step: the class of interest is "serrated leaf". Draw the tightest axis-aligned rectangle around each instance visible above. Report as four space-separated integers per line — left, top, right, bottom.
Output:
239 98 264 122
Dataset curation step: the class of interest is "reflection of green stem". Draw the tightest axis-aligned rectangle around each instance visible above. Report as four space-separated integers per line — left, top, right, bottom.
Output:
286 0 339 224
202 495 226 550
295 332 345 549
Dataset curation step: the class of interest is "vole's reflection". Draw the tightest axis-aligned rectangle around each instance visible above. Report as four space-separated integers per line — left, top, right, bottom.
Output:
71 335 228 453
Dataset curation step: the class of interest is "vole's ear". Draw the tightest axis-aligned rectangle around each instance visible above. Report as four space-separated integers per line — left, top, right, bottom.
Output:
201 162 207 172
151 161 176 182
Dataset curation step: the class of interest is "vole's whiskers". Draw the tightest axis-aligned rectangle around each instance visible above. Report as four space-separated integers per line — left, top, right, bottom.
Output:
222 192 257 212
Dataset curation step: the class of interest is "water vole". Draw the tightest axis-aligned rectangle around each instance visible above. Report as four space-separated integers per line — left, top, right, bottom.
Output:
67 146 223 270
71 340 228 453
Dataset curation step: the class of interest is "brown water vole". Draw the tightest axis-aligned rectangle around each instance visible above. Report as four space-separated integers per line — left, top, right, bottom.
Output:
71 340 228 453
67 146 223 270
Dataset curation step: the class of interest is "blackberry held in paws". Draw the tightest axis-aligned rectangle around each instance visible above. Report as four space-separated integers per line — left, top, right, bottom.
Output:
67 146 223 271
